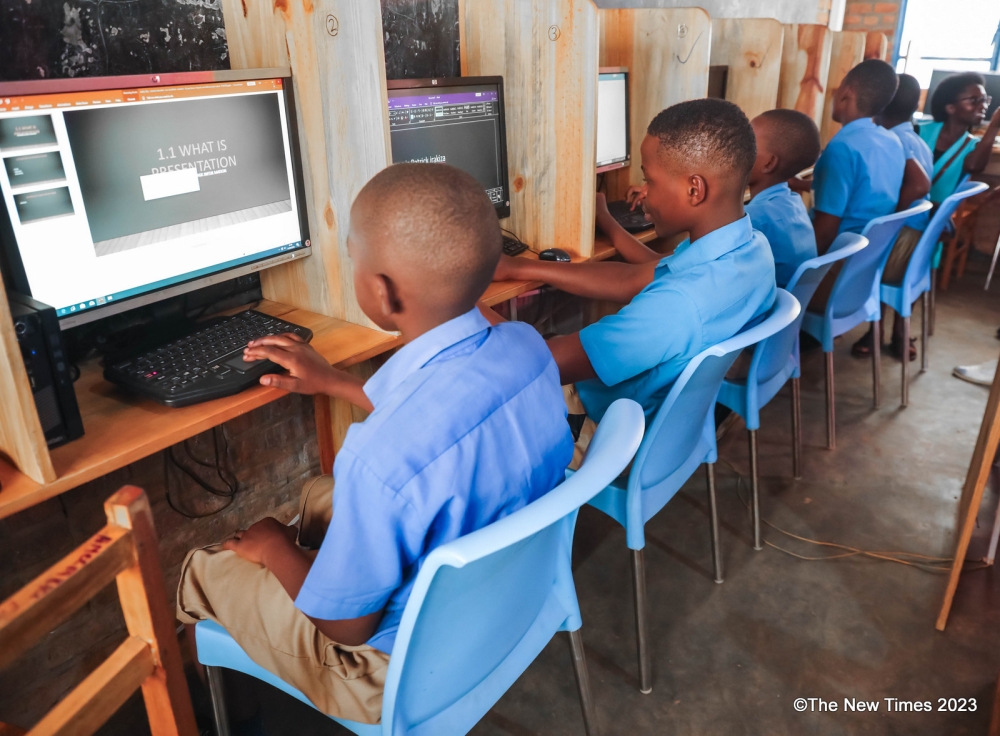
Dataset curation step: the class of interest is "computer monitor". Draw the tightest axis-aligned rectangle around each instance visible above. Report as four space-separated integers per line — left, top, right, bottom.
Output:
0 68 310 328
923 69 1000 121
386 76 511 219
597 68 630 173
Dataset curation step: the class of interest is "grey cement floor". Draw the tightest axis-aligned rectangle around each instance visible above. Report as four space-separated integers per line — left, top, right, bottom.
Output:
194 266 1000 736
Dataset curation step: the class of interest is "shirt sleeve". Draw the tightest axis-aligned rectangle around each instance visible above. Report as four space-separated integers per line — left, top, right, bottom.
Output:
295 450 422 621
578 281 698 388
813 141 854 218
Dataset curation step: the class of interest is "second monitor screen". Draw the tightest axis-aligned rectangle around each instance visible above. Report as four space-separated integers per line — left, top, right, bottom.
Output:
387 83 507 211
597 72 629 171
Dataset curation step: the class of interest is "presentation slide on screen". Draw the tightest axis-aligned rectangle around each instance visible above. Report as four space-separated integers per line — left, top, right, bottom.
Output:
0 84 303 316
597 75 628 167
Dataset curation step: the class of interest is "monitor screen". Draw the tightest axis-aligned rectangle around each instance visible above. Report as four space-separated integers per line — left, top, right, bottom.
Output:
0 71 309 325
597 70 630 173
386 77 511 218
923 69 1000 121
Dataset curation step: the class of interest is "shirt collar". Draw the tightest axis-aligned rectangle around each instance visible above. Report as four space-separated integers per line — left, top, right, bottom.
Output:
661 214 753 273
364 308 491 407
890 121 915 136
841 117 875 134
752 182 791 202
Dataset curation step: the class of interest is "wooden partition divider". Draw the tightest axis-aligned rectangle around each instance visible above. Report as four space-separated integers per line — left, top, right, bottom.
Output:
820 30 867 146
599 7 711 201
459 0 599 258
865 31 889 61
709 18 784 120
778 24 833 130
221 0 391 329
0 276 55 485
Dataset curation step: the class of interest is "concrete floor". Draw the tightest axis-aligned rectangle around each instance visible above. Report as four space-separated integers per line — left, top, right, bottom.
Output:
208 268 1000 736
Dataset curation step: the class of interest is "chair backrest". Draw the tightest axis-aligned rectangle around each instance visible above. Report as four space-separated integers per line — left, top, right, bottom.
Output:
629 289 799 500
382 399 645 736
902 180 989 290
825 200 932 320
0 487 197 736
750 234 868 386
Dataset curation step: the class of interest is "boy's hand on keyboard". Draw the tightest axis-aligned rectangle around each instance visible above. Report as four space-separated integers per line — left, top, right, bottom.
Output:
624 185 647 211
243 333 337 395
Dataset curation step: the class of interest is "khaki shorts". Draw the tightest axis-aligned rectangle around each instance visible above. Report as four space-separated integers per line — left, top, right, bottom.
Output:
564 384 632 483
881 225 923 285
176 476 390 724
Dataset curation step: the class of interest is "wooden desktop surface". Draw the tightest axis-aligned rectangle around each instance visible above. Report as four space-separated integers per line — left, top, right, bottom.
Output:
0 225 654 519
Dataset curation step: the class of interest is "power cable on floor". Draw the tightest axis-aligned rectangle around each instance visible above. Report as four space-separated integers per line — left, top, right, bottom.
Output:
714 459 991 574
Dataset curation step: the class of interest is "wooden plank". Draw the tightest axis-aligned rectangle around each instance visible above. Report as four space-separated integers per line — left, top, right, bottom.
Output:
0 275 56 485
778 24 833 129
865 31 888 61
28 637 154 736
709 18 784 120
599 7 712 200
937 350 1000 630
221 0 391 329
0 722 27 736
0 301 399 521
105 487 198 736
0 527 132 671
820 30 866 147
461 0 599 258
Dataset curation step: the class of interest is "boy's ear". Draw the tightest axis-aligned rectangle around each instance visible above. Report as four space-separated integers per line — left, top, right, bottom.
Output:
762 152 780 175
373 273 404 319
687 173 708 206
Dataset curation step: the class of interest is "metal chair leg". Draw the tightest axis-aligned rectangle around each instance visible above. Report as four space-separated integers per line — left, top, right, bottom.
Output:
206 665 232 736
987 230 1000 291
706 463 724 582
629 549 652 694
921 292 929 373
748 430 762 551
901 316 910 408
568 629 601 736
871 318 881 409
791 377 802 479
929 269 937 336
825 351 836 450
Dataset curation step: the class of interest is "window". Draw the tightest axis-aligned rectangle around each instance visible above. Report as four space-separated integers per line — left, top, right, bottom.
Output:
895 0 1000 86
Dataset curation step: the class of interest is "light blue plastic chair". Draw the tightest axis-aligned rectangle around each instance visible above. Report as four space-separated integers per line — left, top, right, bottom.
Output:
881 181 988 407
195 399 645 736
585 289 799 694
717 233 867 547
800 200 932 449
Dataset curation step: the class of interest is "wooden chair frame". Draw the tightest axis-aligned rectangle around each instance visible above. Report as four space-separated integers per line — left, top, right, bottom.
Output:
0 486 197 736
940 184 1000 291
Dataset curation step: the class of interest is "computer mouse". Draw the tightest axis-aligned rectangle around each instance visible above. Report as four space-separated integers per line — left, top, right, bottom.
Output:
538 248 572 262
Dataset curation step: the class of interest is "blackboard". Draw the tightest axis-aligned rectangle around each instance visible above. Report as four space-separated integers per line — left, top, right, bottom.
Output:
382 0 460 81
0 0 229 82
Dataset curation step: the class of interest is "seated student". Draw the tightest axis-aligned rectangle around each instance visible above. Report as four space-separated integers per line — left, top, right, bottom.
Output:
811 59 907 256
493 98 776 450
744 109 821 288
176 163 574 726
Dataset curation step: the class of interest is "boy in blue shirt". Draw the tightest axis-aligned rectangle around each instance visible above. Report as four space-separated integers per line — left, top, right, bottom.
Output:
745 109 820 287
492 99 775 453
176 164 574 724
811 59 907 255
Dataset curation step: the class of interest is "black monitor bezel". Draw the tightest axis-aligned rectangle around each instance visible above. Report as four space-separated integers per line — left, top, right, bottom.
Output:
0 68 311 327
386 75 512 220
922 69 1000 121
597 67 631 174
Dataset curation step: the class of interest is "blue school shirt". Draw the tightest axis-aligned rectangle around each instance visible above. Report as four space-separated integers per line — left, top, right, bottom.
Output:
576 215 776 421
295 309 574 654
813 117 905 234
890 121 934 230
745 182 817 287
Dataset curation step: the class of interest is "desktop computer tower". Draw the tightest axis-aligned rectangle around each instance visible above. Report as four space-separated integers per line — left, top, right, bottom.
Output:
8 293 84 448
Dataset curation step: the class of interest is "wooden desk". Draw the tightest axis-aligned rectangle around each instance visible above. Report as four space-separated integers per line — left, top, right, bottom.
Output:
0 301 400 520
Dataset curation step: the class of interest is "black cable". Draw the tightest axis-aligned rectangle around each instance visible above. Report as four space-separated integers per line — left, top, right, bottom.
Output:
501 227 525 246
164 426 239 518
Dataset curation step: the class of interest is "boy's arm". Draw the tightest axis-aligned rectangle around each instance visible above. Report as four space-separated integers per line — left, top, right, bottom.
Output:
547 333 598 385
224 518 382 646
812 211 842 255
494 256 658 303
897 158 930 211
595 193 662 264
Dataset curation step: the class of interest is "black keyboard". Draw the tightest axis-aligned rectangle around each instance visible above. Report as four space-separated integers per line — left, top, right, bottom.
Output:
502 235 528 256
607 199 654 233
104 310 313 408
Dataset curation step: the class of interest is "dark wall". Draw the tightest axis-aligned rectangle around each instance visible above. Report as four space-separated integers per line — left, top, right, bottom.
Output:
382 0 460 80
0 0 229 82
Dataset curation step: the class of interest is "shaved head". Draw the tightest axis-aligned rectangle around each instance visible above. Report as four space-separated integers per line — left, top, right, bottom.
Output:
753 109 821 179
350 163 501 315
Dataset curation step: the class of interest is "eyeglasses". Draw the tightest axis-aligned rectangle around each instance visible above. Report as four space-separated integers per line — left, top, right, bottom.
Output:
959 95 992 107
